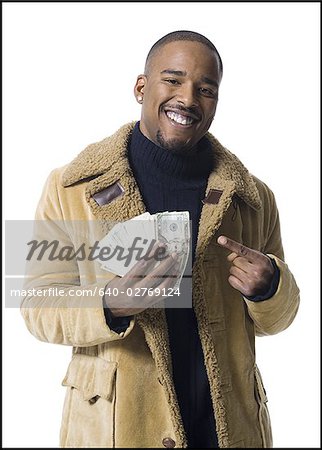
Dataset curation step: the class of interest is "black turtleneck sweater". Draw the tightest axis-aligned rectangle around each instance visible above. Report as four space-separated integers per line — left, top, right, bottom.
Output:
127 122 219 448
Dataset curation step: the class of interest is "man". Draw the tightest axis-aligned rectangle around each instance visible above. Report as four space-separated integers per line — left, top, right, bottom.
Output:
21 31 300 448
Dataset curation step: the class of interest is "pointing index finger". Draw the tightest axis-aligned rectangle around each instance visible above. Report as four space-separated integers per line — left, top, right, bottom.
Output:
217 235 259 262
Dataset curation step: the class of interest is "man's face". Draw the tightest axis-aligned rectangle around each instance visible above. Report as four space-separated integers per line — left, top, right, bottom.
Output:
134 40 222 153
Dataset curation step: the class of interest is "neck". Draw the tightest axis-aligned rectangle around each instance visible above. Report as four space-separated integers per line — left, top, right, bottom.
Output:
128 122 215 180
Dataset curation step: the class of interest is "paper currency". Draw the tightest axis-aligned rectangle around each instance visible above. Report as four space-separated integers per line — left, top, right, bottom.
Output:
154 212 190 289
95 211 190 289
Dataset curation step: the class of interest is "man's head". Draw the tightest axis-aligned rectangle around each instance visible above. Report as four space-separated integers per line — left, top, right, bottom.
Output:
134 30 223 153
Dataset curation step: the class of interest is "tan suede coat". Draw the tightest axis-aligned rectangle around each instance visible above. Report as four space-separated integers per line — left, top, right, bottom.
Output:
21 122 300 448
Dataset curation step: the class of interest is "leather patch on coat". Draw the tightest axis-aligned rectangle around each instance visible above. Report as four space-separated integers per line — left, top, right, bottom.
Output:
202 189 223 205
92 181 125 206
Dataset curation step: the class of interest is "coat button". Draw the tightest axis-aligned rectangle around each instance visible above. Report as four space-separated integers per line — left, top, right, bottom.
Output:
162 437 176 448
88 395 99 405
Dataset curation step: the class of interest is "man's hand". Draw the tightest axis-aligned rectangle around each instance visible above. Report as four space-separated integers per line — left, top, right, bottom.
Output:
103 242 180 317
217 235 275 297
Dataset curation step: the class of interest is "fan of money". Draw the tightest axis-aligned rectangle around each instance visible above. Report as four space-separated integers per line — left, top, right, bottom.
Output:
95 211 190 289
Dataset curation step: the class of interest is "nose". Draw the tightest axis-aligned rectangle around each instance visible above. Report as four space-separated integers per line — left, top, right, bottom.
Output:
176 82 198 108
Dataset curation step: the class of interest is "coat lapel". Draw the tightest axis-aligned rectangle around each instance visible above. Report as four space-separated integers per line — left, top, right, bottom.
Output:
195 132 262 262
62 122 146 224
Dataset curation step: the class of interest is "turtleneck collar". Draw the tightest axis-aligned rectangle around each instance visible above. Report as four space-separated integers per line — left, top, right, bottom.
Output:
128 122 215 182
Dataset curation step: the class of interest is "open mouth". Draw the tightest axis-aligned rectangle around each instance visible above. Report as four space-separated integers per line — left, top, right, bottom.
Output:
164 109 199 127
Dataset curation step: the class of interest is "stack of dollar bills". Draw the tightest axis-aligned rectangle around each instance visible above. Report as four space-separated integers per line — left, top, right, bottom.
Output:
96 211 190 289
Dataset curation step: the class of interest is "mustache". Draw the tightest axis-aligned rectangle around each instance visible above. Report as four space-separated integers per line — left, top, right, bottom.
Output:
162 104 202 120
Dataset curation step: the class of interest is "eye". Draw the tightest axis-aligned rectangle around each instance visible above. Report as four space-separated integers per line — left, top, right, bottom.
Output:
199 87 216 97
164 79 180 85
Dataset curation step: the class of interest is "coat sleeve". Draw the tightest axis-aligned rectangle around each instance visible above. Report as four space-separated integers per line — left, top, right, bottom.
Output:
20 169 135 346
244 184 300 336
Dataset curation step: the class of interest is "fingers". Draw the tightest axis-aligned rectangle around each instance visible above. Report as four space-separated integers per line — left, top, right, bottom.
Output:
217 235 260 263
123 241 167 282
138 253 178 289
227 252 238 262
146 269 180 302
226 254 275 297
134 255 180 309
106 245 181 314
229 265 249 284
142 267 181 309
151 260 180 288
228 275 245 294
218 235 275 297
228 266 254 297
229 255 252 271
126 261 180 312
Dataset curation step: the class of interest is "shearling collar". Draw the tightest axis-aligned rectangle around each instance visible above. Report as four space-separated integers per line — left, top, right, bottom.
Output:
61 121 262 212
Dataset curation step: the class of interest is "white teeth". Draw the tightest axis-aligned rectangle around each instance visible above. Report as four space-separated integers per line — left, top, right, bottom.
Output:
166 111 193 125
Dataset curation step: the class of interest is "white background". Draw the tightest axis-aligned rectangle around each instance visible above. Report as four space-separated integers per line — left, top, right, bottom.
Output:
3 2 320 448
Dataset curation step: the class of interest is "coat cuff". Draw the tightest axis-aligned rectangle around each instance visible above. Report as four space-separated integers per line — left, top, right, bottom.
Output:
103 307 133 334
243 255 300 335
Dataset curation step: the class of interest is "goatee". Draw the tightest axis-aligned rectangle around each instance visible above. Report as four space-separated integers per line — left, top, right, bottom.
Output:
156 130 196 155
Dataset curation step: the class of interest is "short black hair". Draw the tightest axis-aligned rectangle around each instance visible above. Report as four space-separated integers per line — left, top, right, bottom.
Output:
145 30 223 76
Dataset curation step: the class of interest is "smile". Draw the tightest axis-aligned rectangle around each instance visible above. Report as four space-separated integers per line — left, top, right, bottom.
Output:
165 110 196 127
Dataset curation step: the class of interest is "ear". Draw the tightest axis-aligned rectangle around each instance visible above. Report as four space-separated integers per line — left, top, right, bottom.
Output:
134 74 147 104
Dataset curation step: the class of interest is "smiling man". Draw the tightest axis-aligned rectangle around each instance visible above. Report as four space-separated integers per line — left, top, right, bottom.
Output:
21 31 300 448
136 38 222 153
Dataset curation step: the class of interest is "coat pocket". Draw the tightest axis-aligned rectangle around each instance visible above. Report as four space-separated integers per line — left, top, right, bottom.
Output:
254 365 273 448
60 354 118 448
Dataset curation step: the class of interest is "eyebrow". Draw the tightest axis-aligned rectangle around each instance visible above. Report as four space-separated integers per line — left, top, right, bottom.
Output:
160 69 218 87
161 69 187 76
201 76 218 87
